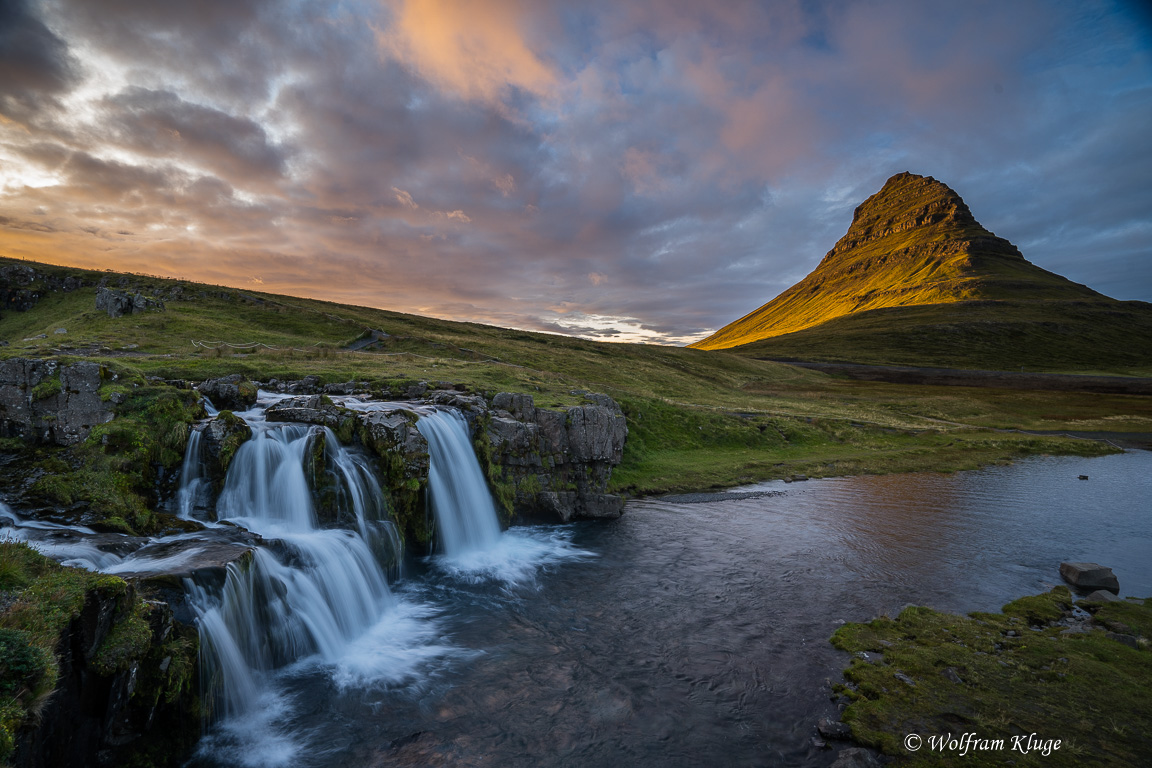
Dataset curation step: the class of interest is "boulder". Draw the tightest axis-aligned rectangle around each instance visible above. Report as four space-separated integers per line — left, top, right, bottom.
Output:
817 718 851 740
95 287 164 317
197 374 258 411
1082 589 1121 603
1060 562 1119 593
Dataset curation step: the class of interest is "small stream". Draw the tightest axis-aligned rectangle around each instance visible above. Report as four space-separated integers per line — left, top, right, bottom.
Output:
3 401 1150 767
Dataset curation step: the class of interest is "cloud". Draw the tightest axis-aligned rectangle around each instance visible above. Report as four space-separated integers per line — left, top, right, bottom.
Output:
0 0 79 120
393 187 418 209
0 0 1148 347
378 0 558 107
102 87 289 184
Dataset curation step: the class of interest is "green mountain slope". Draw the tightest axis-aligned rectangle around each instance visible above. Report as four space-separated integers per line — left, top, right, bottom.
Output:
689 172 1150 371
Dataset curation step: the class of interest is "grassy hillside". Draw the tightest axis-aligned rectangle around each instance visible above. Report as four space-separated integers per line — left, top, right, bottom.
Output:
3 257 1149 499
730 299 1152 375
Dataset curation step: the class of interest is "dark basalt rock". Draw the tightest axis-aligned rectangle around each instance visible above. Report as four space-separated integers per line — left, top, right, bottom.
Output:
0 358 115 446
11 582 199 768
196 374 257 412
200 411 253 488
265 394 347 428
94 287 164 318
1060 561 1120 593
485 391 628 523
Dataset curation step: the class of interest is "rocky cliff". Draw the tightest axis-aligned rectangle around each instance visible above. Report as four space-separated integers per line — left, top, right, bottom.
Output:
690 172 1104 350
2 545 199 768
0 358 115 446
254 385 628 546
484 391 627 522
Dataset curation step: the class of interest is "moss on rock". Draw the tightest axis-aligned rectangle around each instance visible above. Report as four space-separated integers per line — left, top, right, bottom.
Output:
831 587 1152 766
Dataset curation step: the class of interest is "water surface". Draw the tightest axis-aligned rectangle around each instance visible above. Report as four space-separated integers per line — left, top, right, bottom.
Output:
189 449 1151 768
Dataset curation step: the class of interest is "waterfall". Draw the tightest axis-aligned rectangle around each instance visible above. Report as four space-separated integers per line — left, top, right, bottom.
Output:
187 416 400 720
174 427 207 519
417 409 502 556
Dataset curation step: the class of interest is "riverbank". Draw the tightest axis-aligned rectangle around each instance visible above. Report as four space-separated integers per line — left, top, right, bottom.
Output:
832 587 1152 767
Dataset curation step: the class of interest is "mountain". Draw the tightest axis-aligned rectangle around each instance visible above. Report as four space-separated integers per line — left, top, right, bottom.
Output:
690 172 1152 373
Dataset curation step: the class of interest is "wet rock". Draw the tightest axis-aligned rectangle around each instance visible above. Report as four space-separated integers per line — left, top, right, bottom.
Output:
0 358 115 445
201 411 253 484
265 394 347 428
830 747 881 768
115 530 260 619
197 374 258 411
818 718 852 740
95 287 164 317
1060 562 1119 593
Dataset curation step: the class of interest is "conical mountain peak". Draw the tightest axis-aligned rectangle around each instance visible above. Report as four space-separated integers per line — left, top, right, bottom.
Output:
690 172 1102 351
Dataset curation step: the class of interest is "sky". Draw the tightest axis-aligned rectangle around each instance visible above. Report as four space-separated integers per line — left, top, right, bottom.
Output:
1 0 1149 345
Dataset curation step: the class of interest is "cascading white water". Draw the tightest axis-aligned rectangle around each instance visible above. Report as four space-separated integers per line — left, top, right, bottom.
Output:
417 409 502 556
187 415 401 720
174 427 207 519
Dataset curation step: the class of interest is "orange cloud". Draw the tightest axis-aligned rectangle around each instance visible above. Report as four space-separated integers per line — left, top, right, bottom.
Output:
379 0 557 106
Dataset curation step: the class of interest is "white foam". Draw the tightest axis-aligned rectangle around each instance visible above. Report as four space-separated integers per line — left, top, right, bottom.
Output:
431 526 595 586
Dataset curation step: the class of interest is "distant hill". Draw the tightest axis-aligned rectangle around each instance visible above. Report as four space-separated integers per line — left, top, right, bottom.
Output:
690 172 1152 373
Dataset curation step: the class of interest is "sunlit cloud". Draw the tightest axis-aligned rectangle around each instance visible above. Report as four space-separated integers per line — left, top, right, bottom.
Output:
378 0 557 107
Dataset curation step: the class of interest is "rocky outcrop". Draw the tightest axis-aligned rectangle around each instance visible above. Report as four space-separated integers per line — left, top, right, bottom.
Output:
484 391 628 522
0 358 115 445
265 394 348 429
94 287 164 318
200 411 252 489
0 262 87 319
260 386 628 537
11 580 199 768
196 374 258 412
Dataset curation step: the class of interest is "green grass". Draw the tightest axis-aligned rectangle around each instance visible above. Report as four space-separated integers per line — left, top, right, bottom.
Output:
0 541 128 760
831 588 1152 766
3 256 1148 500
20 381 205 534
0 541 199 763
730 299 1152 375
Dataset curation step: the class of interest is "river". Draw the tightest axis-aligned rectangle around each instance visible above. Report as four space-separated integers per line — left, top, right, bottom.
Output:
186 448 1151 768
